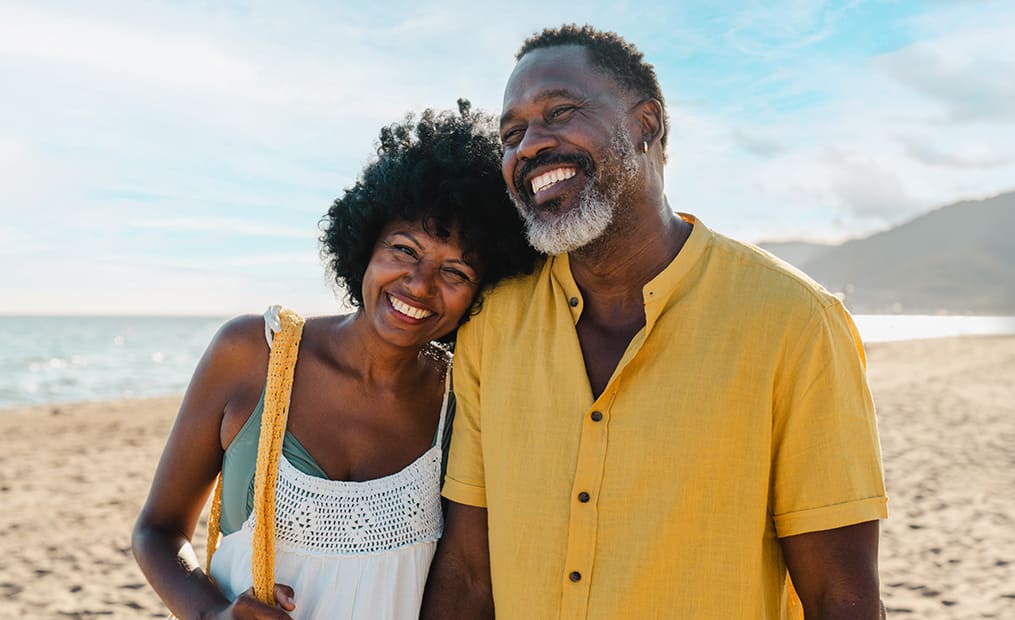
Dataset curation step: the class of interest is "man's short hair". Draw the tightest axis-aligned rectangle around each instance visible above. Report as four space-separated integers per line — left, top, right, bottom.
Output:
517 24 669 154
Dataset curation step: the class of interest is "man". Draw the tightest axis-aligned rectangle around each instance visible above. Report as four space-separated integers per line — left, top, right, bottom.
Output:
422 24 887 619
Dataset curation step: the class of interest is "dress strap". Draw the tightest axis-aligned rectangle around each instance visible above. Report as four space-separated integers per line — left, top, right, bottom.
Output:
263 304 282 349
434 365 452 448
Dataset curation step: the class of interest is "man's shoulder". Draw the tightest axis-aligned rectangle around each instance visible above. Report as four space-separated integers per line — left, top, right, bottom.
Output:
688 229 869 361
482 257 552 307
457 258 553 346
707 230 841 309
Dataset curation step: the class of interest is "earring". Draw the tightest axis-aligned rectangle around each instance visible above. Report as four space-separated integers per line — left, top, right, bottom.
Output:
642 140 649 154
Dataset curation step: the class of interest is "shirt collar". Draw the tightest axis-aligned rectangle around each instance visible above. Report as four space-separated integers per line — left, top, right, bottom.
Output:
549 213 712 327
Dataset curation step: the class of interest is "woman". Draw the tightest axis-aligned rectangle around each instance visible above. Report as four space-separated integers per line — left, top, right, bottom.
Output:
132 101 538 619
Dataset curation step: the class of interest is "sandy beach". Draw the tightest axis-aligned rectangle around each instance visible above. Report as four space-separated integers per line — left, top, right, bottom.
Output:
1 336 1013 619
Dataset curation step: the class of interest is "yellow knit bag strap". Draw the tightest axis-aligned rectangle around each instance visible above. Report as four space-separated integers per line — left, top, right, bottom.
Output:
250 307 305 604
204 475 224 575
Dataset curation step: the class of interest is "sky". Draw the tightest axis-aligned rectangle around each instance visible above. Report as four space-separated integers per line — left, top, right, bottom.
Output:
2 0 1013 316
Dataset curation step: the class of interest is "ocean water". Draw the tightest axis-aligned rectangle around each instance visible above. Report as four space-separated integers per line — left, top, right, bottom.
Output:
0 315 224 409
852 314 1015 343
1 314 1013 409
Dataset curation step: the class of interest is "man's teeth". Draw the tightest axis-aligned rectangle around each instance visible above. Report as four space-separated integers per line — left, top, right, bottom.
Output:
531 168 576 194
389 294 434 319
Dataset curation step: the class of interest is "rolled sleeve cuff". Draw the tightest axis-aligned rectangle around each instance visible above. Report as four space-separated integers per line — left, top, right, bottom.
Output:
775 495 888 538
441 476 488 508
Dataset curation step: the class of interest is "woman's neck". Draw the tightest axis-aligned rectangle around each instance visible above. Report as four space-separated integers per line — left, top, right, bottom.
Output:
329 312 439 391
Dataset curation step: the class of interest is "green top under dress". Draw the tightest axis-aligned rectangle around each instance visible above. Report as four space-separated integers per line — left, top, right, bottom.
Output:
218 389 455 536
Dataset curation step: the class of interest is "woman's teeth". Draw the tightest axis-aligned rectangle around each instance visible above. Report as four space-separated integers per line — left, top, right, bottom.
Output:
389 294 433 319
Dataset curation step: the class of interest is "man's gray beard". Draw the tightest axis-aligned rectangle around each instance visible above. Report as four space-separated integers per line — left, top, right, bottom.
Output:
512 128 639 256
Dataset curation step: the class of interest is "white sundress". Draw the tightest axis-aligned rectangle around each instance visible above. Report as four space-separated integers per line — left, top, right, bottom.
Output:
209 311 449 619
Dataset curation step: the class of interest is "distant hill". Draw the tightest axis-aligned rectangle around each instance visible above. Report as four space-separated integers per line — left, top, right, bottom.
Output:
759 191 1015 314
755 241 833 268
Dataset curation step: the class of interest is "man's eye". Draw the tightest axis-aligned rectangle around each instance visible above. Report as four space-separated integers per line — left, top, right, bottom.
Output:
549 105 575 119
501 128 523 145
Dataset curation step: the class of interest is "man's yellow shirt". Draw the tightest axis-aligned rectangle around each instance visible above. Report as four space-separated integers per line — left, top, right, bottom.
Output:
444 214 887 619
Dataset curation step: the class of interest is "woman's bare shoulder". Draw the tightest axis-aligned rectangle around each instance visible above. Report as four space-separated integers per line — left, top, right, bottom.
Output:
215 314 269 352
195 314 272 397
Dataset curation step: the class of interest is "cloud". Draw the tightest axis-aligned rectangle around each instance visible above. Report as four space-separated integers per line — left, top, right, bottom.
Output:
900 136 1015 169
222 253 322 268
0 3 498 156
129 217 317 240
0 5 283 106
752 146 920 220
820 151 921 219
675 4 1015 243
0 226 51 254
4 1 1015 313
98 251 325 280
2 253 340 316
875 24 1015 123
731 128 788 157
722 0 862 58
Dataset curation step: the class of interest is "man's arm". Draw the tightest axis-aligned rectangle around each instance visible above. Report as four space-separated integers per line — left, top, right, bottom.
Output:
780 520 886 619
420 501 493 619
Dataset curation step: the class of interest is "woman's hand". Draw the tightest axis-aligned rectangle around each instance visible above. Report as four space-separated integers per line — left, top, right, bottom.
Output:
210 584 296 619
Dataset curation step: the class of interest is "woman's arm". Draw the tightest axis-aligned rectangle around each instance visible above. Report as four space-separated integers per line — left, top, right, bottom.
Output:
131 317 293 620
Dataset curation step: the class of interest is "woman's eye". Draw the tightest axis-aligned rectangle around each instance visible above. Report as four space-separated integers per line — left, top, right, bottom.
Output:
388 243 417 260
441 268 471 284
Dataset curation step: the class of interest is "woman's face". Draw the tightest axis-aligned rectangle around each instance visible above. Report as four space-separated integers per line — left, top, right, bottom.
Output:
360 219 480 349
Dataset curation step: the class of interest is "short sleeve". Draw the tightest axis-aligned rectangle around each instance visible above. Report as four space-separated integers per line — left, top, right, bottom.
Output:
442 306 489 508
771 299 888 537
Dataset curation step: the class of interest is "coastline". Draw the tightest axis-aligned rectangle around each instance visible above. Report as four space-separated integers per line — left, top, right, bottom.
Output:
1 336 1013 618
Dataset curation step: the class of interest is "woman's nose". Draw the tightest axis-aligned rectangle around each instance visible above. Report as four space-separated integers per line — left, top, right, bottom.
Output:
403 261 439 296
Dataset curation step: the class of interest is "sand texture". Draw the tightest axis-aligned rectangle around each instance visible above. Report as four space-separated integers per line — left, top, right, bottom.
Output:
870 337 1015 617
0 336 1012 618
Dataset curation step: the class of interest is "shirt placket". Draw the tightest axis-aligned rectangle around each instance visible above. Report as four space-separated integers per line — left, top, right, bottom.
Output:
557 294 658 619
560 389 615 620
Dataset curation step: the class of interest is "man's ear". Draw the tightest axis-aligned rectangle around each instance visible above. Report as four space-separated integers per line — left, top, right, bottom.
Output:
633 98 664 150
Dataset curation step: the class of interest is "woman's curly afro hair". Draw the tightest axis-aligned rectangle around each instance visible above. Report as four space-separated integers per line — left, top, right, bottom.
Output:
320 99 539 327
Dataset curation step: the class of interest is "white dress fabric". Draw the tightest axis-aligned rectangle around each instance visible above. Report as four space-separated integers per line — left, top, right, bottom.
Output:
210 308 448 619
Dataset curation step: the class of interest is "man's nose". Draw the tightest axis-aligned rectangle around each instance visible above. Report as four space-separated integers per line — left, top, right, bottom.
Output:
516 121 558 161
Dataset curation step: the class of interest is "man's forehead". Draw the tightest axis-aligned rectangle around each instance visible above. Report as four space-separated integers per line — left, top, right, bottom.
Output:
513 44 593 74
502 45 613 110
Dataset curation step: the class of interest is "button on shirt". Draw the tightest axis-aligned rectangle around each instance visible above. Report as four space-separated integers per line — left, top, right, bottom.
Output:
444 214 888 619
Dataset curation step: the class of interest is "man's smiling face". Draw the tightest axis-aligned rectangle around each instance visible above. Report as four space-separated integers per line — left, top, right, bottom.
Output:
499 45 641 255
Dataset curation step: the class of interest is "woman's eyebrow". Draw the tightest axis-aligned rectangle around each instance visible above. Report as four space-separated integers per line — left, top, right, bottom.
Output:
388 231 424 250
444 257 473 269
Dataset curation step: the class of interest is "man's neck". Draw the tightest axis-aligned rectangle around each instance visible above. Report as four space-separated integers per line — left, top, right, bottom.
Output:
569 203 690 307
568 196 691 398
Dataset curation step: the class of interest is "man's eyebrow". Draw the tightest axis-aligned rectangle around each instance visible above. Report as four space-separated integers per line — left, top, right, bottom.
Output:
532 88 583 104
500 88 583 127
